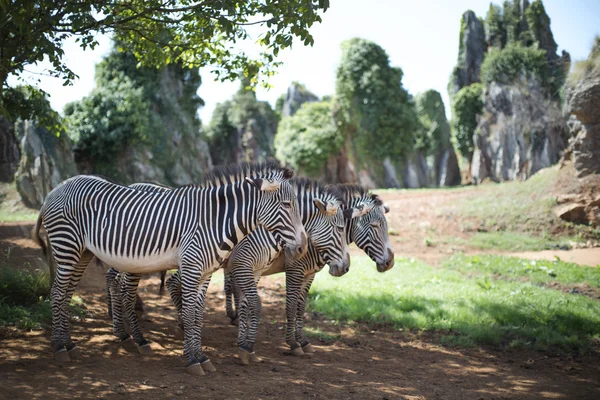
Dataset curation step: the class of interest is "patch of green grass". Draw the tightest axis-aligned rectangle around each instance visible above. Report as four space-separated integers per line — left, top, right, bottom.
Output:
0 267 85 330
308 256 600 353
458 168 558 233
0 210 39 223
445 254 600 288
460 231 576 251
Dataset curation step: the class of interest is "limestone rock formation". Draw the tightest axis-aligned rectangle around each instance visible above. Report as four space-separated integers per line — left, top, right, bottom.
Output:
280 82 319 118
472 79 566 182
14 121 78 208
565 37 600 177
0 117 20 182
449 10 486 95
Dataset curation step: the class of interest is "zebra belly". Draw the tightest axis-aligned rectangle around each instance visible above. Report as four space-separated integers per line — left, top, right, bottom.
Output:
260 252 286 276
89 246 179 274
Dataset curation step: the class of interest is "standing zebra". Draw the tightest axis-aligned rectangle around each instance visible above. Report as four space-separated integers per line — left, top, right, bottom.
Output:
31 163 307 375
164 178 357 364
225 184 394 356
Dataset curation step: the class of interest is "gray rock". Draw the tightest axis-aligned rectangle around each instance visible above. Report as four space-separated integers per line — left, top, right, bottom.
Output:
566 79 600 125
402 152 430 189
281 83 319 118
14 120 78 208
436 148 461 187
450 11 486 95
472 80 567 182
0 117 20 182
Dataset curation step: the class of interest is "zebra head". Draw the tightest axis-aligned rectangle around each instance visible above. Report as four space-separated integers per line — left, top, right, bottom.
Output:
309 196 351 277
245 167 307 258
347 194 394 272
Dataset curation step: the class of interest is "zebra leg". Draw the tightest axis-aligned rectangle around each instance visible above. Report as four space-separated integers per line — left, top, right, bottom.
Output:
167 272 183 330
120 273 152 354
193 276 216 373
295 273 316 354
51 249 93 361
109 273 130 343
224 270 238 324
179 266 206 375
105 267 118 318
236 293 251 364
284 268 305 356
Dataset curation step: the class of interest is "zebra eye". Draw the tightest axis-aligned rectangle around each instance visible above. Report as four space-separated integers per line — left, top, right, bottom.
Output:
282 201 291 208
370 221 381 227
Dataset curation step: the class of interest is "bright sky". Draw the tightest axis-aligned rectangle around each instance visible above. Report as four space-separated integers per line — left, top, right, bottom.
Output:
7 0 600 123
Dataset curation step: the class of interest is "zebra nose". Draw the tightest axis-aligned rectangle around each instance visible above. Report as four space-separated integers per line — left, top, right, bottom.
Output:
295 231 308 256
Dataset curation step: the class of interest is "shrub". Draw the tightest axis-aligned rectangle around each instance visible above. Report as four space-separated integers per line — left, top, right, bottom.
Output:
275 101 342 177
451 83 483 159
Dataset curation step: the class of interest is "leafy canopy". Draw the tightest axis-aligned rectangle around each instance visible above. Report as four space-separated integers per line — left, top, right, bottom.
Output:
275 101 342 177
0 0 329 118
451 83 483 158
335 38 417 164
414 90 451 154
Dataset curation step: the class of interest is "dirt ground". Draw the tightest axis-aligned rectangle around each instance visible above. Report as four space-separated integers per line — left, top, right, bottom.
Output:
1 188 599 400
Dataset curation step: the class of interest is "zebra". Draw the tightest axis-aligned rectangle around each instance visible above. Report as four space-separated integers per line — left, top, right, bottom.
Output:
31 162 307 375
164 178 358 364
224 183 394 357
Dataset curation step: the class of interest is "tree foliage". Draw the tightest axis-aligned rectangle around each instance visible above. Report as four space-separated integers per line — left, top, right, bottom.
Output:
64 72 150 165
485 4 506 49
206 79 278 165
480 44 552 90
335 38 417 164
275 101 341 177
451 83 483 159
64 44 205 179
0 0 329 118
414 90 451 154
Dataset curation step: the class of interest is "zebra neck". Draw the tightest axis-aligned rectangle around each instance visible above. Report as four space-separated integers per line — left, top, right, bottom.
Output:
202 181 258 253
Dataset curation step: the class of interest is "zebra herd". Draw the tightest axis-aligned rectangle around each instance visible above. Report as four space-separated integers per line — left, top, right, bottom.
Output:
32 162 394 375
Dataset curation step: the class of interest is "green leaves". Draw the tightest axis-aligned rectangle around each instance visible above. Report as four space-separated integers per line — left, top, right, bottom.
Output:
275 100 342 177
335 38 418 165
451 83 483 159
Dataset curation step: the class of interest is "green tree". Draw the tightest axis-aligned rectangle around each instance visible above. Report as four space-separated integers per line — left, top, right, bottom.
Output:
0 0 329 118
485 4 506 49
64 72 150 169
415 90 451 155
451 83 483 160
275 101 341 177
335 38 418 165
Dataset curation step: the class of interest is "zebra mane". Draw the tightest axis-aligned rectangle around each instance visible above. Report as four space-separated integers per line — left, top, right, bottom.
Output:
201 161 293 188
328 184 382 206
292 177 341 204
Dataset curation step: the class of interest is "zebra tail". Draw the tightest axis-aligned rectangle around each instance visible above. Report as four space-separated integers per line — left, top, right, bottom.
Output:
159 270 167 295
31 213 47 257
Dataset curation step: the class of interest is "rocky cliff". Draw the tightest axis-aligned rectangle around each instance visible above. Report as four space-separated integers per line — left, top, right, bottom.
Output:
14 121 78 208
280 82 319 118
564 37 600 177
0 117 20 182
472 79 566 182
449 11 486 96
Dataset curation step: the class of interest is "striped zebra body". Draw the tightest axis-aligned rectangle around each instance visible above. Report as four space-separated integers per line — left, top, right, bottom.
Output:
167 178 353 362
227 183 395 356
33 163 306 372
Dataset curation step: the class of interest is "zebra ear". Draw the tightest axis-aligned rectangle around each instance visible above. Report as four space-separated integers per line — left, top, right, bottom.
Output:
282 168 294 180
313 198 327 213
383 204 390 214
245 177 263 190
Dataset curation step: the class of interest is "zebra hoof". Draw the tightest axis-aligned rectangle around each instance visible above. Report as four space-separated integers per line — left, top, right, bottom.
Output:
249 352 262 363
290 347 305 357
201 359 217 373
238 349 251 365
186 363 205 376
67 345 82 359
120 337 138 352
302 343 316 354
138 344 153 355
54 348 71 363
